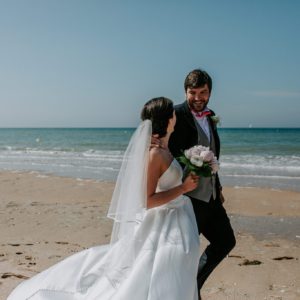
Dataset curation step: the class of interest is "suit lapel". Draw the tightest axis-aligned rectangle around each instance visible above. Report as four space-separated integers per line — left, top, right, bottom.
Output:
182 102 197 130
207 115 220 158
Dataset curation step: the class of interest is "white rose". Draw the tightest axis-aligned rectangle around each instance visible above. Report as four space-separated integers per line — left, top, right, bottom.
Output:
192 145 208 156
190 155 204 167
200 150 214 162
184 149 192 159
190 147 199 157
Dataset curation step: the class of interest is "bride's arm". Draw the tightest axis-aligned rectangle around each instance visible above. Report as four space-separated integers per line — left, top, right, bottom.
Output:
146 150 198 209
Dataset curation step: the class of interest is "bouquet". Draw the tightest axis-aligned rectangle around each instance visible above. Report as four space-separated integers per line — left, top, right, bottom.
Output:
177 145 219 177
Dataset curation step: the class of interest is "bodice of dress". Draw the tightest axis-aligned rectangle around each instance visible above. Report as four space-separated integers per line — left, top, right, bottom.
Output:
156 159 182 192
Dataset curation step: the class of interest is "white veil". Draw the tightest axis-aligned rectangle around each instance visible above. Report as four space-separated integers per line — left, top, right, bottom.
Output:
107 120 152 244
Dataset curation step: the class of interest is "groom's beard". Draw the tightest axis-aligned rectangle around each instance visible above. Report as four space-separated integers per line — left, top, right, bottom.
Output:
188 101 208 112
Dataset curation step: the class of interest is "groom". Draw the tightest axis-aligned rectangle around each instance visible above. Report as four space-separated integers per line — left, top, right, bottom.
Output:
169 69 236 299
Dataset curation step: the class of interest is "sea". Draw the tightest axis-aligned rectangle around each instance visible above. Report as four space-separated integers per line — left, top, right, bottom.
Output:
0 128 299 192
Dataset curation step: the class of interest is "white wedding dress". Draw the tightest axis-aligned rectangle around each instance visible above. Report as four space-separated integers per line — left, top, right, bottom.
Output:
8 159 200 300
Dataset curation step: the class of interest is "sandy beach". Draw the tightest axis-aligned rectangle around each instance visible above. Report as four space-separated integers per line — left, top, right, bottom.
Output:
1 171 299 299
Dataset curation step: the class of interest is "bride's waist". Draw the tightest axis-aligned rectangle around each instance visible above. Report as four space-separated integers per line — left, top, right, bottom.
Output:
161 195 189 208
143 196 189 215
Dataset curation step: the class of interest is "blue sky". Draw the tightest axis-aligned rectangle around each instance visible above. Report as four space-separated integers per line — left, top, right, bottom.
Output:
0 0 299 128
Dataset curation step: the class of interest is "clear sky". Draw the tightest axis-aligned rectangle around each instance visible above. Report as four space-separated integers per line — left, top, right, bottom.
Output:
0 0 299 128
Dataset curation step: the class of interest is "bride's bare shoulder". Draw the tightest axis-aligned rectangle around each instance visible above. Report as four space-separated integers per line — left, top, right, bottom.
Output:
148 148 167 177
149 147 163 158
149 147 170 165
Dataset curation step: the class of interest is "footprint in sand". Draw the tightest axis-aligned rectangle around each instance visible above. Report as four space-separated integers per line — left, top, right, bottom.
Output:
48 255 62 259
228 254 244 258
1 272 29 279
265 243 280 247
238 259 262 266
55 241 69 245
0 254 7 263
273 256 296 260
6 202 19 208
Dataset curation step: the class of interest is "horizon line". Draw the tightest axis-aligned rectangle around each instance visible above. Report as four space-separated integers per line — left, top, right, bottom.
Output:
0 126 299 129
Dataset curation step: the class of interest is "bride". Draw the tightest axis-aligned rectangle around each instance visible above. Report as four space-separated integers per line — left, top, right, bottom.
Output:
8 97 200 300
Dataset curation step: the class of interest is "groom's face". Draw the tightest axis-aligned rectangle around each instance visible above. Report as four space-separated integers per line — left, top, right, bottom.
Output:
186 84 210 112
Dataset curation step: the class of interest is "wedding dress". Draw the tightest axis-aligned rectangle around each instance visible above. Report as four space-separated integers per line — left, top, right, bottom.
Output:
8 119 200 300
8 159 200 300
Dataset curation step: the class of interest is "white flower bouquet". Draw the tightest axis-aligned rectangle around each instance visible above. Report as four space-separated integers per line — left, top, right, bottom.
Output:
177 145 219 177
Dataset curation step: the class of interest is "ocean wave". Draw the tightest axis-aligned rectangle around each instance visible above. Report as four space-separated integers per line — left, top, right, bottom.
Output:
0 149 300 190
220 154 300 175
0 149 124 162
220 162 300 173
221 154 300 162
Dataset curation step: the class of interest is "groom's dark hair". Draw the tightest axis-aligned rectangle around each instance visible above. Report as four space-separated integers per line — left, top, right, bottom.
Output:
184 68 212 93
141 97 174 138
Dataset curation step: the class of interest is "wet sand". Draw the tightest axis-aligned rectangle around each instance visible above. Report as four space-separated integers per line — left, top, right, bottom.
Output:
0 171 299 299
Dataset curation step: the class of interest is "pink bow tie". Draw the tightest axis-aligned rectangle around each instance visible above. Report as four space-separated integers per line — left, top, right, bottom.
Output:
193 110 211 118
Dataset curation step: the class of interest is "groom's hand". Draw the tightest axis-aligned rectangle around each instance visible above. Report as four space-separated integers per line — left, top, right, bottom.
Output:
150 134 164 149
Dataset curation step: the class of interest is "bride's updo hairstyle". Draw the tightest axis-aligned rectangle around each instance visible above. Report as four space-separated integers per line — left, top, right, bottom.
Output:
141 97 174 138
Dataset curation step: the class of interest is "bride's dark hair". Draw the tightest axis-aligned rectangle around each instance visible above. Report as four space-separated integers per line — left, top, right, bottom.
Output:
141 97 174 138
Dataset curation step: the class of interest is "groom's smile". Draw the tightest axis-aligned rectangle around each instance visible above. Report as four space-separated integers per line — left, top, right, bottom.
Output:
186 84 210 112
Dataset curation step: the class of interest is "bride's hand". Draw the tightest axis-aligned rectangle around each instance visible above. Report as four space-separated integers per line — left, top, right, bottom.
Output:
182 174 199 193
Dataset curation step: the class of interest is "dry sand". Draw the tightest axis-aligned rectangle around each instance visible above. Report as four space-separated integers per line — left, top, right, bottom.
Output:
0 171 299 299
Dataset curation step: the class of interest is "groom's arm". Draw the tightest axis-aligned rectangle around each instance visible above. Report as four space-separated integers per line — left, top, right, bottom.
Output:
216 173 225 203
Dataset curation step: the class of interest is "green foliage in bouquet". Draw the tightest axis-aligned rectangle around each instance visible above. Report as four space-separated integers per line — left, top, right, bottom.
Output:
177 153 213 177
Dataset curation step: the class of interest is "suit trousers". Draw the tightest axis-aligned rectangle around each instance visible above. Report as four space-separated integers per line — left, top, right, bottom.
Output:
190 196 236 291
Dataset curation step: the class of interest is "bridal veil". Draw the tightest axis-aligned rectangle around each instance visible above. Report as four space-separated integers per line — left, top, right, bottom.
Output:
107 120 152 244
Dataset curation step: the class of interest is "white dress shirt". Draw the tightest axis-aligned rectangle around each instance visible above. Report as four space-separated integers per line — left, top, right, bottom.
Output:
191 108 211 142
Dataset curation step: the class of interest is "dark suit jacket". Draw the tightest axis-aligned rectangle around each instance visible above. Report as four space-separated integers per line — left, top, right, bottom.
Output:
169 101 222 192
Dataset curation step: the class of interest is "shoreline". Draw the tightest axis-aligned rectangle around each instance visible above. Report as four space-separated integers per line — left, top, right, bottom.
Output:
1 168 300 193
1 170 299 299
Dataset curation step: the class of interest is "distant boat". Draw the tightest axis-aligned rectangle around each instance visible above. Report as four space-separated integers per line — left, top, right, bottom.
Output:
248 124 253 128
